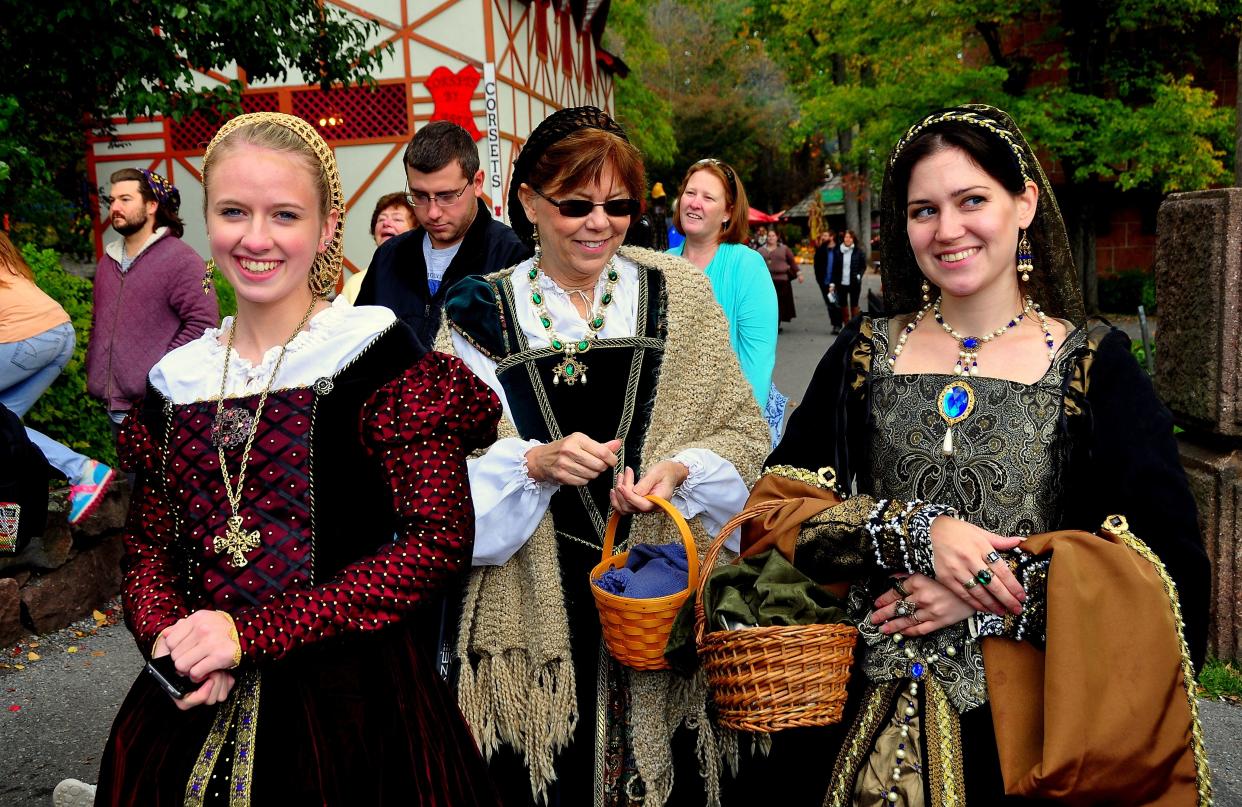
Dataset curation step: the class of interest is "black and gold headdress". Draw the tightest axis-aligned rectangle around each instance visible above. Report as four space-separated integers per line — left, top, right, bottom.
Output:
879 104 1085 324
507 106 630 248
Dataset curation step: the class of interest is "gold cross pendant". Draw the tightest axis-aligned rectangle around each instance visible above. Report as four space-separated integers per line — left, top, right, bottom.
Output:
213 515 261 568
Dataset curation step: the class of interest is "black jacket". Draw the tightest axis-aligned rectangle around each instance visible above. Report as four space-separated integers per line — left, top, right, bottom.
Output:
355 199 530 347
813 243 839 287
828 245 868 292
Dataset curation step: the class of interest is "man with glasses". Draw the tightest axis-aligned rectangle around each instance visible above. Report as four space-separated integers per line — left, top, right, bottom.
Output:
355 121 528 347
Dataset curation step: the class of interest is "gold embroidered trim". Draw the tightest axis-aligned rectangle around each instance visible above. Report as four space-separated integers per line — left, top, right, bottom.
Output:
494 337 664 374
185 670 262 806
1101 515 1213 806
849 318 875 393
447 319 499 362
925 677 966 807
825 681 901 807
763 464 838 490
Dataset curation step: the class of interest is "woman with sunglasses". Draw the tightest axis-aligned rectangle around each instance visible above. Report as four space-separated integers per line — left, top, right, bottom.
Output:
440 107 768 806
668 159 781 441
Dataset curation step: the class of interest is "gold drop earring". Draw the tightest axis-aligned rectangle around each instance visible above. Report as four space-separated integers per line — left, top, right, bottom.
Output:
203 258 216 295
921 279 931 302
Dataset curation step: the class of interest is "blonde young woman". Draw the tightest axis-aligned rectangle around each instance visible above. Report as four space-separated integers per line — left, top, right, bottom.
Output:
91 113 502 806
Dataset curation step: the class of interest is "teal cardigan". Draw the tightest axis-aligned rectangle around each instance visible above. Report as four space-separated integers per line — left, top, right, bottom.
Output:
668 241 778 405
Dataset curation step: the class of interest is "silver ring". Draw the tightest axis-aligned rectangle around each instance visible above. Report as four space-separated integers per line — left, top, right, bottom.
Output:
894 599 916 618
984 551 1002 565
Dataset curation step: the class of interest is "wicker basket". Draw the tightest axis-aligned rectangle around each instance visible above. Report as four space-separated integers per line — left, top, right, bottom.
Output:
694 499 857 733
590 495 699 671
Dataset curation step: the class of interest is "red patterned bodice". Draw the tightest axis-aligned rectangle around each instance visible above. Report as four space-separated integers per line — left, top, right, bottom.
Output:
117 350 501 664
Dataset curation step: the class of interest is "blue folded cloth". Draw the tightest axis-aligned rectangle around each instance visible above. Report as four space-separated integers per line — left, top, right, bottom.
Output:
595 566 633 595
594 543 689 599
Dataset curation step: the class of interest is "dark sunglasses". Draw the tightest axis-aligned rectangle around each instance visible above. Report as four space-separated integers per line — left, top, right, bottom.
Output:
532 187 640 218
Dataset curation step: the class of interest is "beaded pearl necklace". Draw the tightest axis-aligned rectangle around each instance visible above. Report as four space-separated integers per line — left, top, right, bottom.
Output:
934 296 1034 376
887 295 1059 458
886 296 1052 376
527 260 619 386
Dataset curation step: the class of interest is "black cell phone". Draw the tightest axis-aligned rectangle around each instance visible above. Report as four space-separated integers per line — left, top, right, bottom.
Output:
145 655 196 699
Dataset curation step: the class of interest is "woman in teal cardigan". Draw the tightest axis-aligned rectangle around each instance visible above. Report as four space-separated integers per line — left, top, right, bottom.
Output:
667 158 783 442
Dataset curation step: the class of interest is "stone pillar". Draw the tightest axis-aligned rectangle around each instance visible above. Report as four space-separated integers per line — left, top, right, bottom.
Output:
1154 188 1242 661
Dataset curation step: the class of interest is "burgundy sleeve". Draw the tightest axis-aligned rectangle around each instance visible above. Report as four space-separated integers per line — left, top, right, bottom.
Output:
118 412 194 656
229 353 501 663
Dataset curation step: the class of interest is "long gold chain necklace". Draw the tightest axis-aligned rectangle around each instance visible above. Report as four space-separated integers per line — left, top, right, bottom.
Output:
527 260 618 386
210 299 317 567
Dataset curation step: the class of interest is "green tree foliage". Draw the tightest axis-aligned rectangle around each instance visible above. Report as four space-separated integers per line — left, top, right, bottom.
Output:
751 0 1239 310
605 0 679 171
607 0 819 214
20 244 116 468
0 0 390 250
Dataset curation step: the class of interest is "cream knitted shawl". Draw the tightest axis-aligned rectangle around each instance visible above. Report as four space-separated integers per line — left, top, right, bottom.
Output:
437 246 769 804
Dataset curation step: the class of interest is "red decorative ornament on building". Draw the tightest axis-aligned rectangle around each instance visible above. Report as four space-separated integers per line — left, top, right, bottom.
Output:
426 65 483 141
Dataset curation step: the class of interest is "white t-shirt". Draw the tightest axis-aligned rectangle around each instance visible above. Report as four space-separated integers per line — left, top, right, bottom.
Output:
423 237 462 295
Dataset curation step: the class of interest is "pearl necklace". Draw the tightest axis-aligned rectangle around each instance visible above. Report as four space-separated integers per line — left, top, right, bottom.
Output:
935 297 1035 376
528 260 619 386
888 295 1058 458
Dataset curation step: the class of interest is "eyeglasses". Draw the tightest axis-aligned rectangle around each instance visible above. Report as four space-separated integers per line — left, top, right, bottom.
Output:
690 158 737 194
404 181 471 208
532 187 640 218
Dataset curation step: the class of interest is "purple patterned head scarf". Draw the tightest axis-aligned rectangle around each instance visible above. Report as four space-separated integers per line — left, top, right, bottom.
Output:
140 169 181 212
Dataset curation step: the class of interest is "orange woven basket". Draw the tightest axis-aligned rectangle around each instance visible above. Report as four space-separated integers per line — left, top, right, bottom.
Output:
694 499 857 733
590 495 699 671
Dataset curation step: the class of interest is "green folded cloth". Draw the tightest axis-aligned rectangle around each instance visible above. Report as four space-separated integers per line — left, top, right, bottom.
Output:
665 549 849 675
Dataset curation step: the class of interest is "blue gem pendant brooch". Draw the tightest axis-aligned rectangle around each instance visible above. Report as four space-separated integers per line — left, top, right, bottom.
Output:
937 381 976 456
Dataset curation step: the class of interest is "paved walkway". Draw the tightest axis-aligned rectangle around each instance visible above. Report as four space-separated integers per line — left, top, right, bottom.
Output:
0 267 1232 806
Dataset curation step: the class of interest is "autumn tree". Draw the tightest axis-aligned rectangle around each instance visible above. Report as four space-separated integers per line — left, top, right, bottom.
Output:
752 0 1239 311
606 0 821 215
0 0 389 253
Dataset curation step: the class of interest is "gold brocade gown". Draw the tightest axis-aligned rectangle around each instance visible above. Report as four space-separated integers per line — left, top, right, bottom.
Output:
823 319 1087 807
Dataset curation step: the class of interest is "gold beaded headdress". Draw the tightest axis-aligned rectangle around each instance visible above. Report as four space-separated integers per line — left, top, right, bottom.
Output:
889 108 1034 185
203 112 345 298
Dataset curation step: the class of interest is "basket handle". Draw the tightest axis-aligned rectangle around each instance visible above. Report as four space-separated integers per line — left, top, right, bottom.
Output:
601 495 700 593
692 498 786 645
